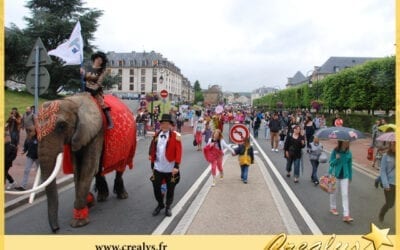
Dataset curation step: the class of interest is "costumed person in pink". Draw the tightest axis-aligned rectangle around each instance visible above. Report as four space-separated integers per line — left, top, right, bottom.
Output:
206 129 234 186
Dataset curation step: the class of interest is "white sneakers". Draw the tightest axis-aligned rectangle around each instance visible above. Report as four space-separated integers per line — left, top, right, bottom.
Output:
211 178 216 187
271 148 278 152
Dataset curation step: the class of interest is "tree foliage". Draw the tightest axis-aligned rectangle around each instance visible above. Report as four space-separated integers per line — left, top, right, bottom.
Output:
193 80 204 104
254 56 395 114
5 0 103 99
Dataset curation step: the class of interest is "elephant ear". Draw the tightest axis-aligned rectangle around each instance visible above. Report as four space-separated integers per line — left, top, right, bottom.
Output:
71 94 103 151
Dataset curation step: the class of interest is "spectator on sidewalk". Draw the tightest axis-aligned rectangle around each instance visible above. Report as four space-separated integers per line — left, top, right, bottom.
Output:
328 140 353 223
378 141 395 222
5 107 22 146
15 126 39 191
5 132 18 190
21 106 35 135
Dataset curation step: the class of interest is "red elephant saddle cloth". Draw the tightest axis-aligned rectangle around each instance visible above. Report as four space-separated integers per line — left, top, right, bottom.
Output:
102 95 136 174
63 95 136 175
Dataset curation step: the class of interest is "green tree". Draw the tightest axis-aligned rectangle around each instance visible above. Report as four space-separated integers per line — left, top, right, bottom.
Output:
5 0 103 98
193 80 204 104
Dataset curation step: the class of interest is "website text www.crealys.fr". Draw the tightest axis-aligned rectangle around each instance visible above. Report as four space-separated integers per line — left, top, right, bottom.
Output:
94 241 167 250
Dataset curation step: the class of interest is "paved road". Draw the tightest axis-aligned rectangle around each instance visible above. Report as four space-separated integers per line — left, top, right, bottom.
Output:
5 122 395 235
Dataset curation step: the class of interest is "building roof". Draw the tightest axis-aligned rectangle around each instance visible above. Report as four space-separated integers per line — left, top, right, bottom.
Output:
318 56 380 74
289 71 307 85
106 51 181 74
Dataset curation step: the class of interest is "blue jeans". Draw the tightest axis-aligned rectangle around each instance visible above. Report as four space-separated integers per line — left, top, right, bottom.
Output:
310 159 319 182
286 157 301 177
264 127 270 139
240 165 249 181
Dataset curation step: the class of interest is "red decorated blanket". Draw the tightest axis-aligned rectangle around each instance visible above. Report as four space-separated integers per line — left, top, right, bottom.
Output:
63 95 137 175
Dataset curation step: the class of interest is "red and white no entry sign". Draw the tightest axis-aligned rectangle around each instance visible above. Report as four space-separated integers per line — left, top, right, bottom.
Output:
229 124 250 144
160 89 168 98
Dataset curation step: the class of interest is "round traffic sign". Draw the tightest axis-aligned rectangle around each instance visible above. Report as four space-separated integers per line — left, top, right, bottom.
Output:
229 124 250 144
160 89 168 98
25 66 50 96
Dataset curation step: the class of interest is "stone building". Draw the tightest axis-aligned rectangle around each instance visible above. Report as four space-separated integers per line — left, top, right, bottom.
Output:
106 50 193 103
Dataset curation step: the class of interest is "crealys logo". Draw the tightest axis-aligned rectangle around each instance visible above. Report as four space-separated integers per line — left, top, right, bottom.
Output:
264 223 393 250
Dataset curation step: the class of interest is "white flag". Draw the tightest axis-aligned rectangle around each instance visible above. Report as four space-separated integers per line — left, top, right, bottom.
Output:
48 21 83 65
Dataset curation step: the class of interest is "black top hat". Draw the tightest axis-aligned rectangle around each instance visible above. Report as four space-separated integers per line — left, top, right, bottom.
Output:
159 114 174 124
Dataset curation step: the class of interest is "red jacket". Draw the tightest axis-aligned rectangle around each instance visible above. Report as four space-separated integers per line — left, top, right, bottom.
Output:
149 130 182 165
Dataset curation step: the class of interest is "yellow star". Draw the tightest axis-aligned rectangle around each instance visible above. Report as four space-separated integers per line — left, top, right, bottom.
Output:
362 223 393 249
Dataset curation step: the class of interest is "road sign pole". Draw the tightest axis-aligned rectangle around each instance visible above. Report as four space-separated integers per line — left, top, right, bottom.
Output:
34 45 40 113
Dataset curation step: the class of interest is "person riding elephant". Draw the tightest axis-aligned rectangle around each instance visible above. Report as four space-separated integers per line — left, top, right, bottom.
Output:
80 51 113 129
37 92 136 232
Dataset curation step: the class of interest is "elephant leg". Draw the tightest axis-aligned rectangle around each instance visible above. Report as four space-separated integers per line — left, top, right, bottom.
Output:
70 149 100 228
114 171 128 199
95 173 109 202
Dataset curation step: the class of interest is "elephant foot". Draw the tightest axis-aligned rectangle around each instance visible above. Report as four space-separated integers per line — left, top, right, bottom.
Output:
70 218 90 228
95 175 109 202
97 191 109 202
87 192 96 208
71 207 89 228
114 176 128 199
116 190 128 199
51 225 60 233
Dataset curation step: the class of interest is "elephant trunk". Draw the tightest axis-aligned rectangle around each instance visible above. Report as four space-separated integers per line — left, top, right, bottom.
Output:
39 140 63 233
46 180 59 232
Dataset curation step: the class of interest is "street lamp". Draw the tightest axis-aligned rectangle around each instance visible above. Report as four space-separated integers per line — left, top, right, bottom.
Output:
150 60 164 127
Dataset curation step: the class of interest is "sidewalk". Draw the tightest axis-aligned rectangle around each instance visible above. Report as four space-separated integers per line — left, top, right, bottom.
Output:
180 155 299 234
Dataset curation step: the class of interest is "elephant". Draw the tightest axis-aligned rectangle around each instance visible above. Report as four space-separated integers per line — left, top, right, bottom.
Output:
37 92 137 232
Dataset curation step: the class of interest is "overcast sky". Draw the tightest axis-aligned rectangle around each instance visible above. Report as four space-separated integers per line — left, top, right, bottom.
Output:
5 0 395 92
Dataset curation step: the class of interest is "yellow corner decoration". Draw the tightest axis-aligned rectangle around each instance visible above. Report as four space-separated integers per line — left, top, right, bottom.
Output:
362 223 393 249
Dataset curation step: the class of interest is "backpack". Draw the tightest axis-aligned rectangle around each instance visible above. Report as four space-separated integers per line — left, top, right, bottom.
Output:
239 147 252 166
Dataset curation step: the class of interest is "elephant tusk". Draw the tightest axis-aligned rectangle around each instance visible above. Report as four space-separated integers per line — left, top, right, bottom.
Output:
5 153 63 195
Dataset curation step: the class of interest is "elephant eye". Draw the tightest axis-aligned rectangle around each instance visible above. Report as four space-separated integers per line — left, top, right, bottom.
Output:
55 121 67 133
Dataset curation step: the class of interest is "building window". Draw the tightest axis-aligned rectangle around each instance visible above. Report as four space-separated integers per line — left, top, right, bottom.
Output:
130 77 134 83
141 84 145 91
141 69 146 75
118 83 122 91
118 69 122 75
130 60 133 66
141 76 145 83
130 69 134 75
111 60 114 66
129 84 134 91
119 60 123 67
333 66 340 72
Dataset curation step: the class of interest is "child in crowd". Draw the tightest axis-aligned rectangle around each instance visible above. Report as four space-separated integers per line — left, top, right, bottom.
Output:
233 137 254 184
308 136 323 185
203 122 212 144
